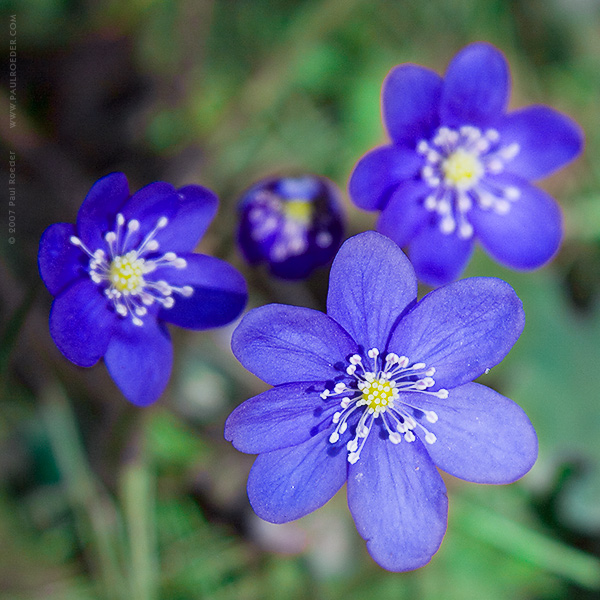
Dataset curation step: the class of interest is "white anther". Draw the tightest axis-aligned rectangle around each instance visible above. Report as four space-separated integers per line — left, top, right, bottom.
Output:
135 306 147 317
347 438 358 452
132 316 144 327
329 432 340 444
436 389 449 399
417 140 429 154
346 365 356 375
421 377 435 388
505 186 521 200
339 422 348 434
440 217 456 234
332 412 341 424
485 129 500 142
146 240 159 252
425 367 436 376
340 397 351 409
69 236 82 246
163 252 176 261
127 219 140 232
500 143 520 161
386 353 399 364
173 258 187 269
389 432 402 444
320 390 330 399
425 410 439 424
157 216 169 228
349 354 362 365
487 159 503 174
404 431 416 442
162 297 175 309
116 214 125 226
458 222 474 239
116 304 127 317
105 232 117 243
334 382 346 393
424 195 437 211
425 432 437 444
368 348 379 359
348 452 360 464
494 200 510 215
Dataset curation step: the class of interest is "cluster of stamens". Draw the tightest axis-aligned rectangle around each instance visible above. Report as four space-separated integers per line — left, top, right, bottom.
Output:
417 125 521 239
320 348 448 464
246 190 333 263
70 213 193 326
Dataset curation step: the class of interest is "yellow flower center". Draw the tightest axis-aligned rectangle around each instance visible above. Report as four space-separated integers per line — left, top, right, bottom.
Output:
361 378 396 411
109 252 145 293
283 199 313 225
442 149 484 190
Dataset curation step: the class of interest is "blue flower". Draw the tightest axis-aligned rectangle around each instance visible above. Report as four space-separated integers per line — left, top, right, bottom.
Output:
349 42 584 286
225 231 537 571
237 175 344 279
39 172 248 406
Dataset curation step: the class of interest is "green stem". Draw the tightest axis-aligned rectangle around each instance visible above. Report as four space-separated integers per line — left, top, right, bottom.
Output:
454 496 600 589
41 384 127 600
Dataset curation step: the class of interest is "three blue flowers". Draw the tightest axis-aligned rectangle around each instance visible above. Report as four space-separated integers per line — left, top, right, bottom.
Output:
38 41 584 572
349 42 583 286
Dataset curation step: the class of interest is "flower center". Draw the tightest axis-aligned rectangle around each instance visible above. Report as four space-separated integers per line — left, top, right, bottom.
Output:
442 148 484 190
283 199 313 225
417 125 521 239
109 252 145 293
321 348 447 464
359 377 397 412
70 213 193 326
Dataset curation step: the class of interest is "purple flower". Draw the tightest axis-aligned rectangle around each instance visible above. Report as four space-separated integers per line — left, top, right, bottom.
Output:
237 175 344 279
38 172 247 406
225 231 537 571
349 42 584 286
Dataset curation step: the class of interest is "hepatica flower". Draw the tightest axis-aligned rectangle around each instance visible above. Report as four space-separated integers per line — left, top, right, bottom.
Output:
349 42 583 286
225 231 537 571
38 172 247 406
237 175 344 279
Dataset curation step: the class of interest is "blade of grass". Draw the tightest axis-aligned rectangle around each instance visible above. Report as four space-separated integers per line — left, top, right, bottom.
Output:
454 496 600 590
41 384 127 600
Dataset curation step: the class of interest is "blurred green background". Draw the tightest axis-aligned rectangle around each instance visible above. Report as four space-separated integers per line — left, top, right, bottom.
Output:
1 0 600 598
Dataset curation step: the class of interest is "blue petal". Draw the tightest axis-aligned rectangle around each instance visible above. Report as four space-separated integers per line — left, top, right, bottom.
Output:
408 383 538 483
348 145 422 211
153 185 219 254
347 431 448 572
408 224 474 286
496 106 584 180
104 317 173 406
156 253 247 330
327 231 417 351
247 428 347 523
38 223 85 296
471 177 562 269
120 182 180 249
225 382 335 454
231 304 358 386
388 277 524 390
376 180 429 248
49 279 117 367
382 64 442 144
440 42 510 127
76 172 130 251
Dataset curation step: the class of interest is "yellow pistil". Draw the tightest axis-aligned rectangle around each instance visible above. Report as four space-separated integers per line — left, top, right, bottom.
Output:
442 148 484 190
361 378 396 411
109 251 145 293
283 199 313 225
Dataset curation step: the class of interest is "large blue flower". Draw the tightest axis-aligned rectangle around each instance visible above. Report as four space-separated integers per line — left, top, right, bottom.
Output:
349 42 583 286
225 231 537 571
39 172 247 406
237 175 344 279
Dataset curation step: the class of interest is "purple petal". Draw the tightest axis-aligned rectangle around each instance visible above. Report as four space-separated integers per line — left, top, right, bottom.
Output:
247 428 347 523
347 431 448 572
120 182 180 249
376 180 429 248
409 383 538 483
327 232 417 351
497 105 584 180
225 382 335 454
38 223 85 296
348 145 422 211
156 253 247 330
153 185 219 254
471 178 562 269
382 64 442 144
104 317 173 406
408 224 474 286
231 304 358 386
389 277 524 390
49 279 117 367
76 172 130 250
441 42 510 127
